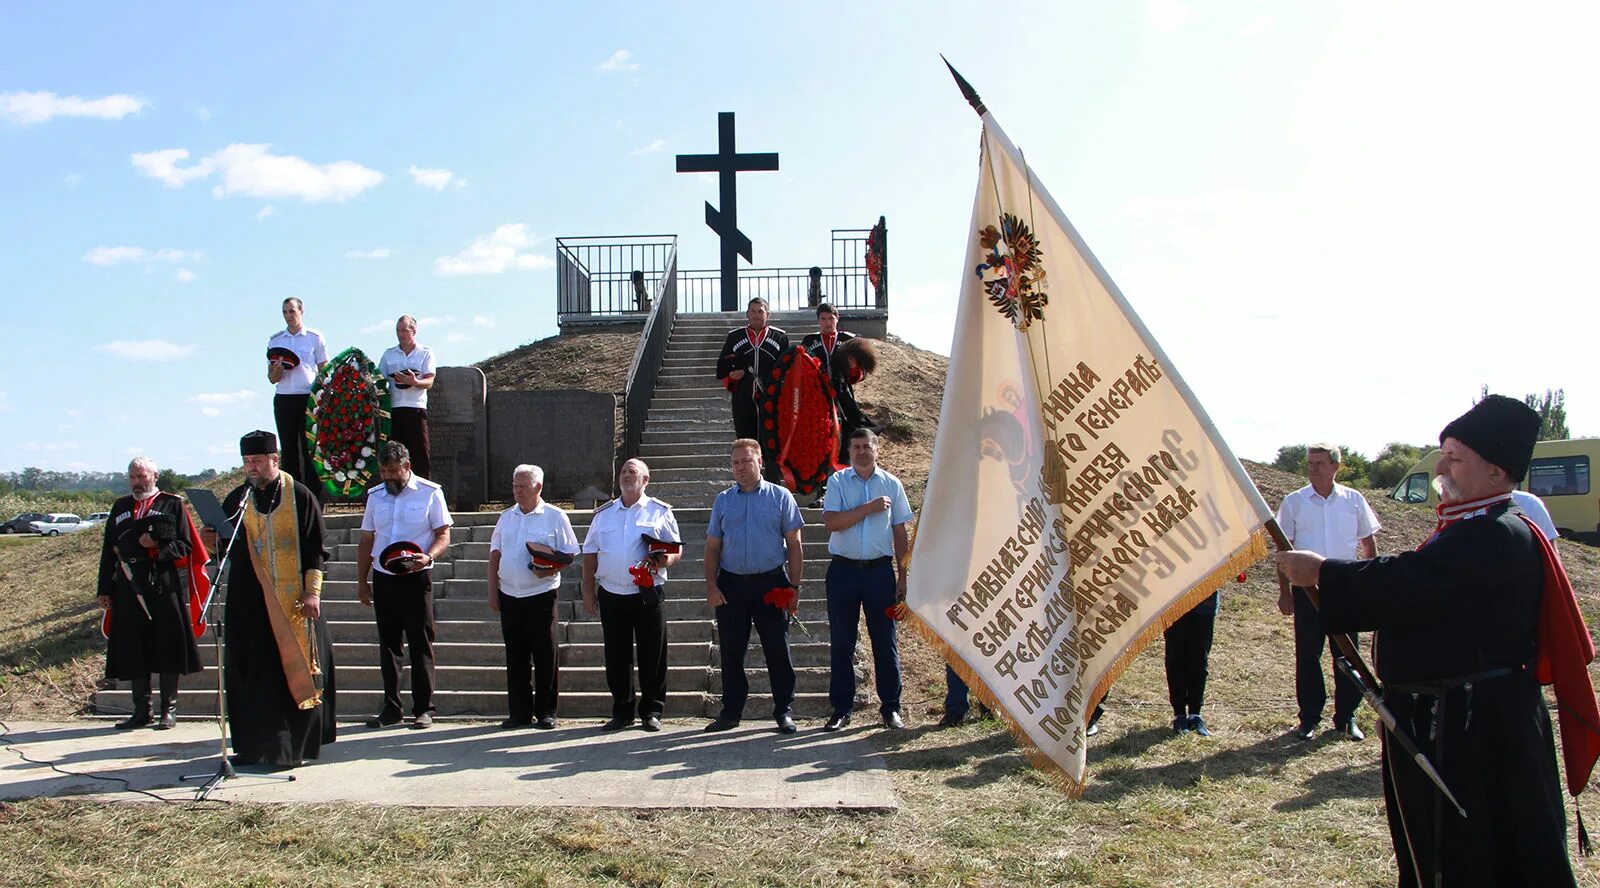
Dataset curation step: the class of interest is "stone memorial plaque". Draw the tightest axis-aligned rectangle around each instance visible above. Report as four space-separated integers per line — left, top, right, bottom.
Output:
487 390 616 502
428 366 488 511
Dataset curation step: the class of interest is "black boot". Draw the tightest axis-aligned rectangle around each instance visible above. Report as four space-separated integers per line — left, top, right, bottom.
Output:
155 672 179 730
115 674 152 730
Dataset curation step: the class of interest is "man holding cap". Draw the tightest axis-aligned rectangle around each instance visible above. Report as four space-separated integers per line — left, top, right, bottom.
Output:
581 458 682 733
487 464 578 730
212 430 337 769
265 298 328 491
356 441 452 729
1277 395 1598 886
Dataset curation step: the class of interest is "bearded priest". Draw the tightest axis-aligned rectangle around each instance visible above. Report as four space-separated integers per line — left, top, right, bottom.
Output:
212 430 337 769
1277 395 1597 887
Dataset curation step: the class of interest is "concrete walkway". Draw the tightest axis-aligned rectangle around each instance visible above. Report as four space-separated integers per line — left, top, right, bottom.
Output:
0 720 897 810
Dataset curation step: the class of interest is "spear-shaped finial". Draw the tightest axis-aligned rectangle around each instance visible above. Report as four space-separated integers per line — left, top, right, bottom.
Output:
941 55 987 116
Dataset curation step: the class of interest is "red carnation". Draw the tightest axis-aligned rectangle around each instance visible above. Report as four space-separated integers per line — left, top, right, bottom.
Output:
885 603 906 621
763 586 797 611
1236 572 1247 583
628 564 655 588
764 419 775 430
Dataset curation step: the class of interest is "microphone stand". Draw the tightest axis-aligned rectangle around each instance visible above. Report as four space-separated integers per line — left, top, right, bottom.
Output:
181 486 295 799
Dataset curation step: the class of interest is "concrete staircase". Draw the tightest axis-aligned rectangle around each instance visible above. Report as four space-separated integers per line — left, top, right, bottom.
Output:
96 312 863 723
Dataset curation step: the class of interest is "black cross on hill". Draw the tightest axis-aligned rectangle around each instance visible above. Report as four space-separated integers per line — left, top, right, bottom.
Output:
676 112 779 311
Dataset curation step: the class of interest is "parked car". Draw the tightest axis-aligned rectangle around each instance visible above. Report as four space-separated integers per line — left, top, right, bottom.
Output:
86 512 111 524
1 512 49 534
28 513 93 536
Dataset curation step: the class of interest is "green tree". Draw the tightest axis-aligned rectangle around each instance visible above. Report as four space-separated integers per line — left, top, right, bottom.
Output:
1367 442 1432 490
1272 445 1307 475
157 468 191 493
1524 389 1569 440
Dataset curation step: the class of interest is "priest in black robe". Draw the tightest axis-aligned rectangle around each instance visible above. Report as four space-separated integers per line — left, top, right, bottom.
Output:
1278 395 1591 887
96 456 204 730
216 430 337 769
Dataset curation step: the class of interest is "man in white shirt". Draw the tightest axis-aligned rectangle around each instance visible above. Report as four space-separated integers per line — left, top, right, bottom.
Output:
1511 489 1560 542
581 459 681 732
487 464 578 730
1275 443 1380 741
378 315 436 480
266 297 329 491
356 441 452 729
821 429 912 731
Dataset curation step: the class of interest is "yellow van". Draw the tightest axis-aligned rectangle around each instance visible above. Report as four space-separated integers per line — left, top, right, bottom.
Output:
1389 438 1599 541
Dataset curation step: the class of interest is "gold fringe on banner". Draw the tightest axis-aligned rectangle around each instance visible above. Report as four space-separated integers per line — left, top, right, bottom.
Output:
907 525 1272 798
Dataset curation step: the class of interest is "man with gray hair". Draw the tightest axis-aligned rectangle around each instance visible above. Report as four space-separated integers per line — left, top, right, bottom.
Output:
356 441 452 729
96 456 204 730
1275 443 1380 741
488 464 578 729
582 458 681 732
379 315 436 479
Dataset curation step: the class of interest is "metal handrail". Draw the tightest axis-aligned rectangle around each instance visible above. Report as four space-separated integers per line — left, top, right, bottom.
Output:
621 247 679 464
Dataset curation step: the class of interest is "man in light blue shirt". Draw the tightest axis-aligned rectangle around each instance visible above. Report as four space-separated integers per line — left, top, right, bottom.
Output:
821 429 912 730
704 439 805 733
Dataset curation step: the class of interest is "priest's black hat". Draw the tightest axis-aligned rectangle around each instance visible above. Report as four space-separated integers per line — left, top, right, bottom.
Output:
240 430 278 456
266 346 301 369
380 541 424 572
1439 394 1540 482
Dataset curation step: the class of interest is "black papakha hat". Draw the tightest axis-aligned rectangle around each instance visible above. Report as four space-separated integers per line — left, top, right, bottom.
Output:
240 430 279 456
1439 394 1540 482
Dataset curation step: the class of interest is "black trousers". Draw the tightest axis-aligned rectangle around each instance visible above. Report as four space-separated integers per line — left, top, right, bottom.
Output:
1293 586 1360 728
715 568 796 721
373 570 436 716
273 393 315 490
598 586 668 719
731 392 759 441
1163 604 1217 718
389 407 432 480
498 591 558 722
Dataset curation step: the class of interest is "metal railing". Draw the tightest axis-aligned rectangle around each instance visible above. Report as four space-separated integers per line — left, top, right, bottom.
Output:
621 247 679 461
673 227 884 313
556 235 679 321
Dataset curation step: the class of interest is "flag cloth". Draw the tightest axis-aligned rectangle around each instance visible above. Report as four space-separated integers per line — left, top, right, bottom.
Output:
906 104 1274 795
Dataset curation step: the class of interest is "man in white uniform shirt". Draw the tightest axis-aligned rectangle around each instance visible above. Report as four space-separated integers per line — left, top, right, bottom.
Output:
378 315 436 480
581 459 681 733
488 465 577 730
357 441 452 729
821 429 912 731
266 297 329 492
1275 444 1380 741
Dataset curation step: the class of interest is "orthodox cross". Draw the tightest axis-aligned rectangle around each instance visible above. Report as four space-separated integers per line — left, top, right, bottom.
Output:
676 112 779 311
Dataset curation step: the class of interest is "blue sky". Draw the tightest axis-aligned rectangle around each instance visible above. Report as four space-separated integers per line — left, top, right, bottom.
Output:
4 2 1596 475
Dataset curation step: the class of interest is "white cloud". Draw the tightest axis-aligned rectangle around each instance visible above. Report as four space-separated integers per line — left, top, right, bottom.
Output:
199 407 223 418
195 106 212 121
0 91 146 126
472 315 494 326
97 339 197 362
173 268 198 283
24 441 79 452
131 143 384 202
597 50 638 72
408 165 456 190
434 223 554 277
445 332 471 343
64 173 83 187
83 246 203 266
189 390 257 406
631 139 666 156
256 205 276 221
345 247 394 259
65 408 80 418
1145 0 1192 31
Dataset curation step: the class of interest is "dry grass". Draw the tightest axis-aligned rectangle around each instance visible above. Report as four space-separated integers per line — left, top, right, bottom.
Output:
5 336 1600 884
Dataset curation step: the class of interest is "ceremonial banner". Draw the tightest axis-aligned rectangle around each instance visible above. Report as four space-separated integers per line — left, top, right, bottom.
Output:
907 82 1275 794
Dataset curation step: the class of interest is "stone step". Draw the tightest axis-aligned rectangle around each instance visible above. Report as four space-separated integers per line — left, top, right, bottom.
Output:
647 405 732 420
325 555 837 584
638 442 736 459
194 639 835 670
92 689 835 720
644 418 736 434
137 663 834 696
632 454 736 472
317 597 837 625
